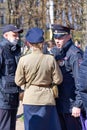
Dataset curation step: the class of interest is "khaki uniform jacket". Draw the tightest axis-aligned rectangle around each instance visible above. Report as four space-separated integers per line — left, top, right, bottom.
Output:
15 50 63 105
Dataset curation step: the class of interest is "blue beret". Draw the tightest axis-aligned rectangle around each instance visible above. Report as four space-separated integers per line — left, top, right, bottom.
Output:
25 27 44 44
52 24 71 38
2 24 23 34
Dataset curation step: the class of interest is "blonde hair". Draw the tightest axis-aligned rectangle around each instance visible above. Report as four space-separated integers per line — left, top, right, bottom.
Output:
31 43 43 50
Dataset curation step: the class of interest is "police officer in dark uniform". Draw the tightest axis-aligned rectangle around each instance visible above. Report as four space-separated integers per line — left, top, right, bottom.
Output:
78 46 87 129
0 24 23 130
52 24 83 130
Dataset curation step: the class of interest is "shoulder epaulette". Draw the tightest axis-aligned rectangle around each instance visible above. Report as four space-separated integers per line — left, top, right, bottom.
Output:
69 45 83 55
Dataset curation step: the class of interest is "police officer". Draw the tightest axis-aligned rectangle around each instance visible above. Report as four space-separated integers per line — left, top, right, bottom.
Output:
0 24 23 130
78 46 87 129
52 24 83 130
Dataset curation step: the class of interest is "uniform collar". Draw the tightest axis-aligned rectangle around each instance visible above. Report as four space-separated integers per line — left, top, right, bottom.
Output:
62 39 73 52
2 37 17 51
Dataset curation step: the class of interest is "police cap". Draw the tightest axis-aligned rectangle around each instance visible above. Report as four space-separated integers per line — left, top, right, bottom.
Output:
52 24 71 38
2 24 23 34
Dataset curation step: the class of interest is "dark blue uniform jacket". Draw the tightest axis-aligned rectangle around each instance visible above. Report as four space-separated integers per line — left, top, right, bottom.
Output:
0 38 21 109
54 39 83 113
78 46 87 114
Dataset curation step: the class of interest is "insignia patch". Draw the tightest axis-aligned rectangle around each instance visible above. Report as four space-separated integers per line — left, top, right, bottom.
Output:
59 60 65 66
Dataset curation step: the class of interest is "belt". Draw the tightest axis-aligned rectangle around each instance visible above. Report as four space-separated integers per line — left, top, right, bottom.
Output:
31 84 51 87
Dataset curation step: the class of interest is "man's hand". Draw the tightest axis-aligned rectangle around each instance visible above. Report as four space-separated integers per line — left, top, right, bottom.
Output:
72 107 81 117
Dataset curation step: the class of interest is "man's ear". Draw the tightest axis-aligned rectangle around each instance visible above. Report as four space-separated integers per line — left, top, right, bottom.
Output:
3 32 8 38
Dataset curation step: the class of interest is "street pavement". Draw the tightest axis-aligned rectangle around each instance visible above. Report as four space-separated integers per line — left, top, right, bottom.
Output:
16 101 24 130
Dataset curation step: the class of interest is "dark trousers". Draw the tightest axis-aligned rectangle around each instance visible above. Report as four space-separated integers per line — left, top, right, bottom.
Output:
0 108 17 130
58 113 82 130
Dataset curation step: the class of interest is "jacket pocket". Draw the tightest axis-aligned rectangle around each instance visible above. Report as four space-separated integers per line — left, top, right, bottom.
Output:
5 59 16 74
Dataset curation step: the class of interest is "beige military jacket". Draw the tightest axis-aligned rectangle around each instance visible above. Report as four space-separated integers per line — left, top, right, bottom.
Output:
15 49 63 105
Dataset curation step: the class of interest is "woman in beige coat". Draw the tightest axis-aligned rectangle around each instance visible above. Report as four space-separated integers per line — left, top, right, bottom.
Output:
15 27 63 130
